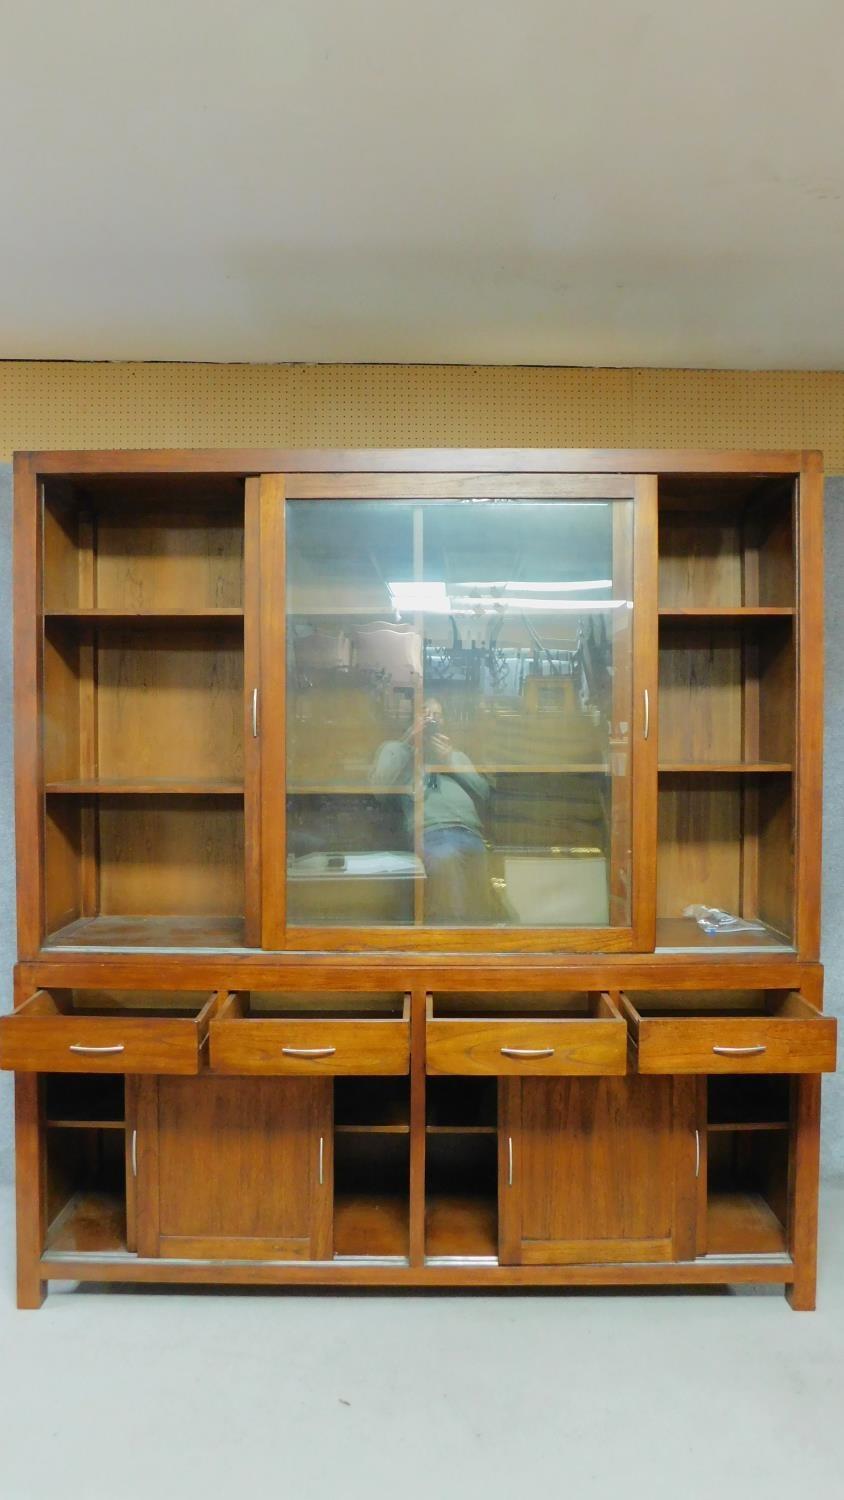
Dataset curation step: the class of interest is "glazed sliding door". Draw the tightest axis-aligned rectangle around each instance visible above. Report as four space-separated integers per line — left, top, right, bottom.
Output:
259 473 657 951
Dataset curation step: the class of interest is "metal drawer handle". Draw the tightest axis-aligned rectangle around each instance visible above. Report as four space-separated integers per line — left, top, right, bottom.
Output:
712 1044 767 1057
501 1047 555 1060
281 1046 336 1059
69 1043 125 1055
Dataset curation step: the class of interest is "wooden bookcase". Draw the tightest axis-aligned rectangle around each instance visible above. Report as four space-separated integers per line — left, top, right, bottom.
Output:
2 448 835 1309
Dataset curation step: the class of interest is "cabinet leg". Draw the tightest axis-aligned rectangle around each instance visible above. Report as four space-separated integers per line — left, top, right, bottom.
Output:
786 1076 821 1313
17 1267 47 1310
15 1074 47 1310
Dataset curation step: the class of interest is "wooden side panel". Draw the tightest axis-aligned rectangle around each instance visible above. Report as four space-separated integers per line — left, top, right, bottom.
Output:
510 1075 679 1263
795 465 823 959
243 478 262 945
631 476 658 949
155 1075 330 1259
258 475 287 948
15 455 45 957
15 1075 47 1308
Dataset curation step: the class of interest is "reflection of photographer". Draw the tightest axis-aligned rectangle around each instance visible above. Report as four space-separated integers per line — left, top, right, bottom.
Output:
371 697 491 922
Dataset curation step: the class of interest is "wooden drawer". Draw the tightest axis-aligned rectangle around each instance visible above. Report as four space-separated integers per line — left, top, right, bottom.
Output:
621 990 837 1075
209 991 410 1075
0 989 219 1075
425 992 627 1076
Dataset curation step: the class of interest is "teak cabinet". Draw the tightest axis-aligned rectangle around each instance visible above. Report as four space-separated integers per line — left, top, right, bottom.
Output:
3 447 835 1308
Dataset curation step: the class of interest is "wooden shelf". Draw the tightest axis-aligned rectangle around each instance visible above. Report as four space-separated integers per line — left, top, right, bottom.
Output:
425 1125 497 1136
287 786 411 797
334 1124 410 1135
333 1194 409 1258
44 1192 127 1256
659 608 794 620
45 609 244 623
655 917 793 951
706 1193 787 1257
658 764 792 774
46 1119 125 1132
46 779 245 796
426 764 608 775
425 1195 498 1259
707 1122 790 1135
45 914 248 950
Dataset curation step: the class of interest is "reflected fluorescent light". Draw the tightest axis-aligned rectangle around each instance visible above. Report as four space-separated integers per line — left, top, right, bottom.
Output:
457 579 613 592
387 581 626 613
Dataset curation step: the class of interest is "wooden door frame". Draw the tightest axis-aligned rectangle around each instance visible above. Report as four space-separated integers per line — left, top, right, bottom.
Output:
499 1074 697 1265
133 1073 333 1260
260 471 658 953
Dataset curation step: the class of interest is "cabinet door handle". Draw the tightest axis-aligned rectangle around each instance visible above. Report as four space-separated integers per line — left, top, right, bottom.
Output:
131 1128 138 1178
501 1047 555 1060
712 1044 767 1057
319 1136 325 1187
251 687 259 738
643 688 650 740
281 1046 336 1059
508 1136 514 1188
695 1128 700 1179
68 1043 125 1055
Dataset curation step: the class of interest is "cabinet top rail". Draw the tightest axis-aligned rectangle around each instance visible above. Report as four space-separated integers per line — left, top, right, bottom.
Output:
14 447 821 477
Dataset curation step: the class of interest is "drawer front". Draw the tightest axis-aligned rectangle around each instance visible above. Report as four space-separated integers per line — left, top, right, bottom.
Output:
0 1014 202 1075
631 1011 837 1075
0 989 215 1075
426 1018 627 1077
209 1018 410 1076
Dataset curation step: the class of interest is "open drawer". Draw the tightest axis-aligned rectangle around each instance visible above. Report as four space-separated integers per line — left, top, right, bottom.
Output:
0 989 219 1074
425 992 627 1076
621 991 837 1074
209 991 411 1075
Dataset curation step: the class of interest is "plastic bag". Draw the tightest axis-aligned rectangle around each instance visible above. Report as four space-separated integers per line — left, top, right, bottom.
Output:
684 904 766 936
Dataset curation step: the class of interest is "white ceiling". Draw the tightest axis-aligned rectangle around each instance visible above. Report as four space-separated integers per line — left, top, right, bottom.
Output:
3 1 844 367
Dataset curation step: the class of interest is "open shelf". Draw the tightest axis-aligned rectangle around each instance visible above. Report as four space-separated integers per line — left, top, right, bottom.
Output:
44 914 247 950
659 608 794 620
658 763 791 774
655 917 792 951
334 1078 410 1132
704 1119 789 1257
46 779 244 796
708 1076 791 1130
425 1129 498 1259
44 1190 128 1256
45 1074 125 1127
45 609 244 623
658 475 795 610
333 1133 409 1259
427 1076 497 1131
706 1192 788 1257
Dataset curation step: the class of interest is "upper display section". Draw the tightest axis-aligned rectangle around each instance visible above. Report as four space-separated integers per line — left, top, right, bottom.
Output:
13 451 819 959
285 493 634 934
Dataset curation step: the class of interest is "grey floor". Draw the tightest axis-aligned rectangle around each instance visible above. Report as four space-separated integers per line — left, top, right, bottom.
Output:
1 1187 843 1500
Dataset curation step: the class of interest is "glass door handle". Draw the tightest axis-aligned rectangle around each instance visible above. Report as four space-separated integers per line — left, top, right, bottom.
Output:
251 687 259 738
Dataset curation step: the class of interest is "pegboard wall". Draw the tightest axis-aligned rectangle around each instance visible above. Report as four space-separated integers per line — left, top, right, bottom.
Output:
2 362 844 469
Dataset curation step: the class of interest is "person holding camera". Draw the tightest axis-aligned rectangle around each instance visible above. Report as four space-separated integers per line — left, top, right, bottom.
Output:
370 697 491 922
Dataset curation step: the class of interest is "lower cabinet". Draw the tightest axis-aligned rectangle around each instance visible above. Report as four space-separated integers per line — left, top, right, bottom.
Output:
134 1076 333 1260
498 1075 698 1265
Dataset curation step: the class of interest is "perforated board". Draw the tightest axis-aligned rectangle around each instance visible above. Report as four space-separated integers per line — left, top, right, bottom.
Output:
2 362 844 470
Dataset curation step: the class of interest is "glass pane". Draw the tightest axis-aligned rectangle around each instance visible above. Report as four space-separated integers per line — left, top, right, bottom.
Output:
286 494 633 929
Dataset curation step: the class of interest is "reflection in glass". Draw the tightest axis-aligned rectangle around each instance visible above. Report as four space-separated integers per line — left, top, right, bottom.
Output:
285 497 632 929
